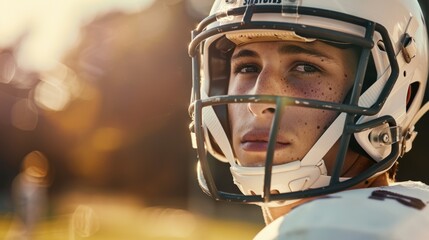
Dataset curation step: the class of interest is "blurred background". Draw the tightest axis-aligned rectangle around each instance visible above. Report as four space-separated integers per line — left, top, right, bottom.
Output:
0 0 427 239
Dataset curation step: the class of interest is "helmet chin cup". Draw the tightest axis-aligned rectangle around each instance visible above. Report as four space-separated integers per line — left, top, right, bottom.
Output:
230 159 329 207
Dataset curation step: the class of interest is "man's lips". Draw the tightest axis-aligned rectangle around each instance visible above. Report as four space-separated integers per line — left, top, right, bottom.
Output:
240 131 290 152
241 141 290 152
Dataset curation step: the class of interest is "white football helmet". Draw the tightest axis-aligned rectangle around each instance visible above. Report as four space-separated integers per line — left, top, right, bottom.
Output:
188 0 429 206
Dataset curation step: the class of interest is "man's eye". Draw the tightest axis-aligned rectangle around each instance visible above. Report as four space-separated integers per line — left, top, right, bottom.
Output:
294 64 319 73
235 64 259 74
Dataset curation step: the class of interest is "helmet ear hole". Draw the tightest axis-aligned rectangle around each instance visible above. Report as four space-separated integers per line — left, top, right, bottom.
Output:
406 82 420 111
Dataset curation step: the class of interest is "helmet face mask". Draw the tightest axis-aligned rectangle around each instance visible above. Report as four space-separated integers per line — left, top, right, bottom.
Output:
188 0 428 206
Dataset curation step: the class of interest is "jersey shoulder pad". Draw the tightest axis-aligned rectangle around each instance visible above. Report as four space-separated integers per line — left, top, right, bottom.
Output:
254 181 429 240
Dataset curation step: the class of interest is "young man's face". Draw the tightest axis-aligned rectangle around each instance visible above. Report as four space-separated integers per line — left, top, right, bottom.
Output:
227 40 358 168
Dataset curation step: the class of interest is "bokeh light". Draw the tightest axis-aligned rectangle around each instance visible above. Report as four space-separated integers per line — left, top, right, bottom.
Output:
70 205 100 238
34 64 81 111
0 52 16 84
22 151 50 180
10 99 38 131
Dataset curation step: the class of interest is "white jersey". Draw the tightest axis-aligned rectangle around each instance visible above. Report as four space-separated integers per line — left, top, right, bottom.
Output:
254 181 429 240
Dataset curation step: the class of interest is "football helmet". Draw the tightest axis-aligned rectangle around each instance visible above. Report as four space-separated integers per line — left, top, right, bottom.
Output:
188 0 429 206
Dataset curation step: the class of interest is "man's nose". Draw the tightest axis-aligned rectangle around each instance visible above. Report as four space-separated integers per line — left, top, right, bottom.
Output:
247 68 280 117
247 102 276 116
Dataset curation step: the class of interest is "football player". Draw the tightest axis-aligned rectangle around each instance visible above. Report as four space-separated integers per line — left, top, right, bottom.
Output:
188 0 429 238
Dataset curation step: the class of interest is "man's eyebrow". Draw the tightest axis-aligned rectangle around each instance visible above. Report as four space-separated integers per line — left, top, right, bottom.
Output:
279 44 333 60
231 44 335 61
231 49 259 60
